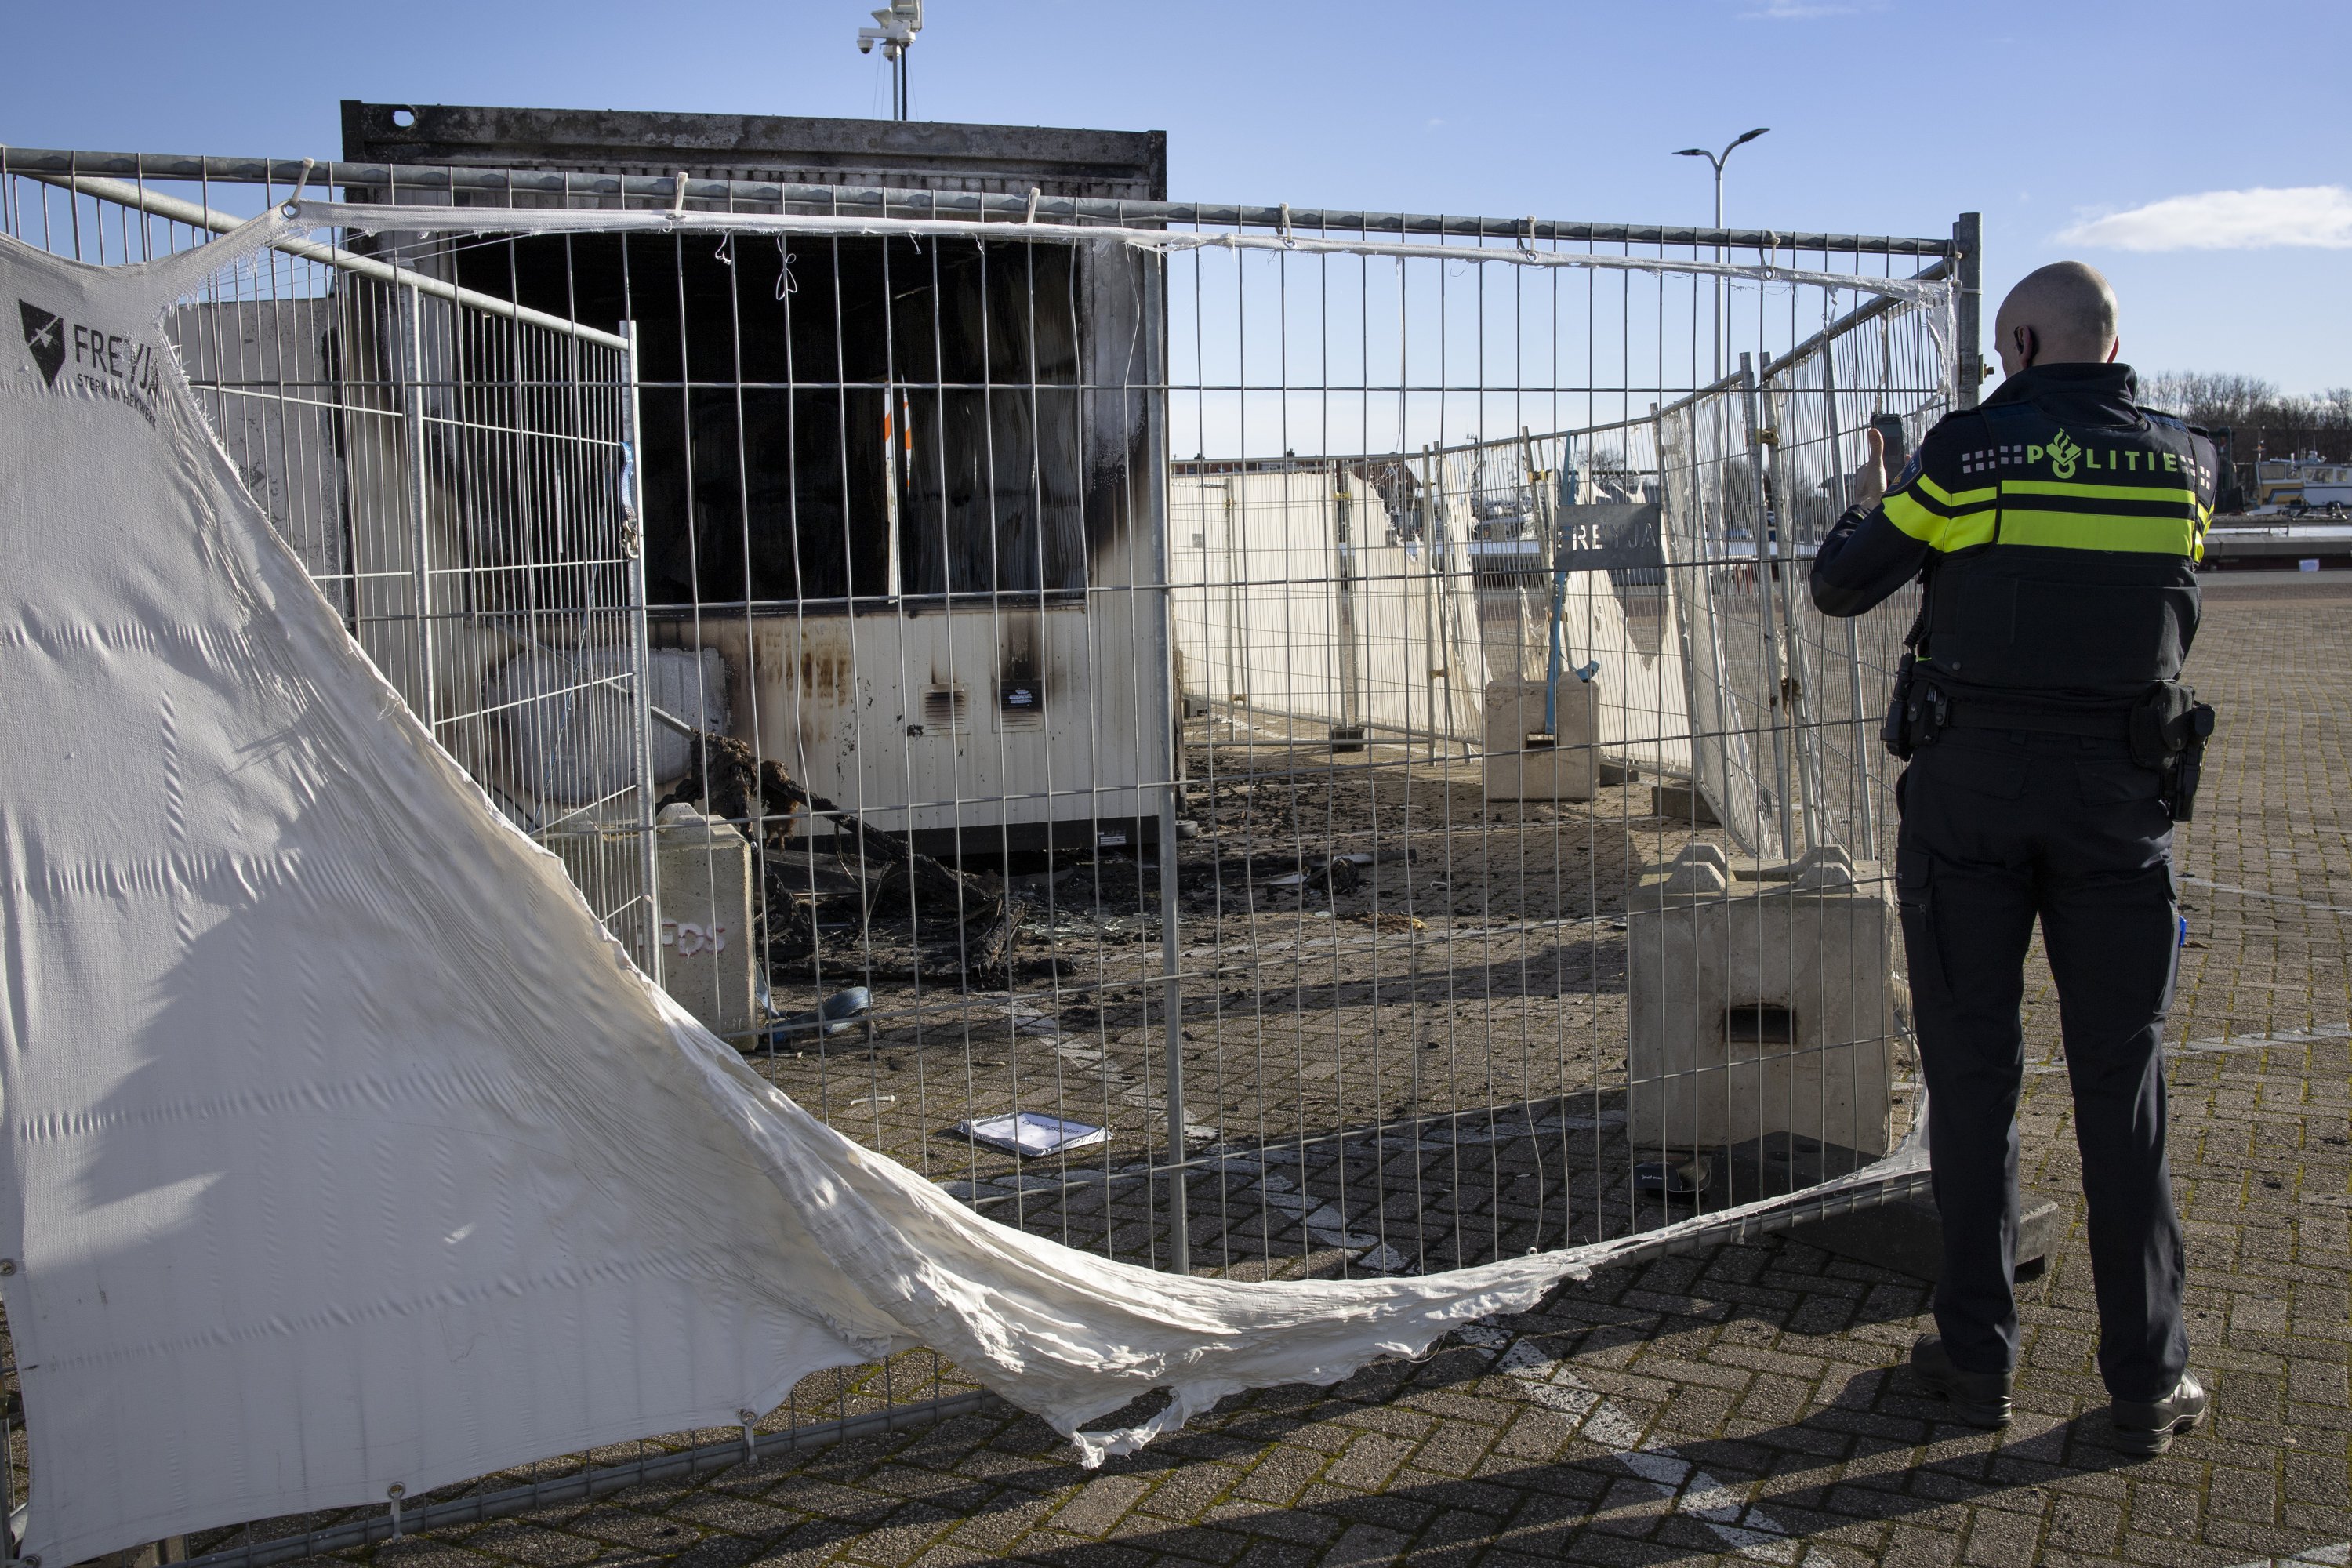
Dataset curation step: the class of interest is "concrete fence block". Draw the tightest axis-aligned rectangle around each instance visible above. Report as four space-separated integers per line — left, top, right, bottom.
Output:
1482 677 1600 802
653 804 759 1040
1628 841 1897 1162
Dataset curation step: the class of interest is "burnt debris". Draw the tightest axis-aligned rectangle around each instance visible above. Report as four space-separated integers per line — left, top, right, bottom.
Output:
658 731 1031 991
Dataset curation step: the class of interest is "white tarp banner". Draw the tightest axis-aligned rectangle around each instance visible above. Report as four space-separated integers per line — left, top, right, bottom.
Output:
0 220 1603 1566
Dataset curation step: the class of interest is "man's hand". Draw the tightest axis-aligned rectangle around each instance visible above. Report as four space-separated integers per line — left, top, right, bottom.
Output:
1851 425 1889 510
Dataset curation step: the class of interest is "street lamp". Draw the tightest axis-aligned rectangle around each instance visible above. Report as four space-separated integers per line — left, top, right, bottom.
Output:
1675 127 1769 230
856 0 925 121
1675 127 1769 380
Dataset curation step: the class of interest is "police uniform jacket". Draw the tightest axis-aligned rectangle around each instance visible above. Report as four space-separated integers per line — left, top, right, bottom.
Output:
1810 364 2218 706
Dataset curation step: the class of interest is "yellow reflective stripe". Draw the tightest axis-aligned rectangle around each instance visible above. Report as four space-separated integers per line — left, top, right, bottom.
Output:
1882 489 1940 540
2002 478 2200 506
1938 512 1997 550
1994 509 2200 554
1885 488 1994 549
1909 473 1998 509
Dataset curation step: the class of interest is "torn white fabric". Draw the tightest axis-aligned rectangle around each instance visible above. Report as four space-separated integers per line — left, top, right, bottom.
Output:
0 218 1592 1567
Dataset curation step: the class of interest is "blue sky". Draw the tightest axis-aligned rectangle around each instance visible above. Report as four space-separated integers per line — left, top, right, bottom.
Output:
9 0 2347 393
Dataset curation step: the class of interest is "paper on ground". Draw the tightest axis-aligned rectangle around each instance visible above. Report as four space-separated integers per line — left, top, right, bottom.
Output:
958 1112 1112 1158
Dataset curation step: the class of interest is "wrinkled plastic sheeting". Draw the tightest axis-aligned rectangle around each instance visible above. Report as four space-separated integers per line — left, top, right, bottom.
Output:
0 218 1591 1568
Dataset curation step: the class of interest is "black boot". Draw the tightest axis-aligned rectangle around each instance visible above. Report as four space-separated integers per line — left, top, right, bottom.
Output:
2111 1371 2209 1456
1908 1336 2013 1428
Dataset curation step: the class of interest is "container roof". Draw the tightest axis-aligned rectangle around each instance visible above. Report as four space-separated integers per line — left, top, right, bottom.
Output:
340 100 1167 202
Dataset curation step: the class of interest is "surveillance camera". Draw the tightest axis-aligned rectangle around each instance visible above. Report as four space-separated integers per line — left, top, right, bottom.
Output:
858 36 873 51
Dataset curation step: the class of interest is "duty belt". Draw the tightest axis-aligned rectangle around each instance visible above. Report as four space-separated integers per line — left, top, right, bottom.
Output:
1937 698 2132 742
1886 670 2213 821
1886 672 2134 757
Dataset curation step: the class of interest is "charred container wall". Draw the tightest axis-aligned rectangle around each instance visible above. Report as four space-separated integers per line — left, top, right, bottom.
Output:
341 103 1173 857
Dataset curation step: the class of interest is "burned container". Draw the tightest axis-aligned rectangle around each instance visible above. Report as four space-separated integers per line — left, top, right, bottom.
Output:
341 101 1172 857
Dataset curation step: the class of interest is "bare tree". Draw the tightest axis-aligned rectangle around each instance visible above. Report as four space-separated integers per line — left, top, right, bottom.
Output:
2143 371 2352 466
2140 371 2281 427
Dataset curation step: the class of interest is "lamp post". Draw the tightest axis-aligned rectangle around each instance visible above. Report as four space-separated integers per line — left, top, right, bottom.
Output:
857 0 925 121
1675 127 1769 381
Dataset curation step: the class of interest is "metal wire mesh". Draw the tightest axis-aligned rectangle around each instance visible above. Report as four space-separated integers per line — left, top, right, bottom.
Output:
1146 235 1952 1284
0 169 659 960
0 150 1961 1561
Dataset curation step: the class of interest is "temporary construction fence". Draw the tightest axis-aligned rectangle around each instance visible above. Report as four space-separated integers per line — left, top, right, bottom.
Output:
1168 299 1948 864
0 147 1973 1566
1 164 663 966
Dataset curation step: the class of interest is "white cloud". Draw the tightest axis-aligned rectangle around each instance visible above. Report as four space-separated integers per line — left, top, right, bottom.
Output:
2058 186 2352 250
1740 2 1860 16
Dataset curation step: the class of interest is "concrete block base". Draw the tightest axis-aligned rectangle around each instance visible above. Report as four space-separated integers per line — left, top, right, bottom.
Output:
1483 677 1599 801
1650 779 1719 823
1628 841 1898 1160
655 804 759 1039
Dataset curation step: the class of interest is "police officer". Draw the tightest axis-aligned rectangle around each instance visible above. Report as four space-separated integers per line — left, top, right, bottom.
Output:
1812 261 2215 1454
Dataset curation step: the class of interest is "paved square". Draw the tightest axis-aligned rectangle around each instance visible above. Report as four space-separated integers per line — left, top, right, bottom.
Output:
236 579 2352 1568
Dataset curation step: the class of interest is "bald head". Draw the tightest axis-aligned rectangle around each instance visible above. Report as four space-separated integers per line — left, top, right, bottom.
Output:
1994 261 2120 375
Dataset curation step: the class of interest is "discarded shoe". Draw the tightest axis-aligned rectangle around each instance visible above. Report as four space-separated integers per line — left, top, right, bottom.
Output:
1908 1336 2013 1428
2111 1371 2208 1456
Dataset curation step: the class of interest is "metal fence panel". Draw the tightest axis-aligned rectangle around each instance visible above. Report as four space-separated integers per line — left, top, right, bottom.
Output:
2 172 659 968
0 151 1958 1563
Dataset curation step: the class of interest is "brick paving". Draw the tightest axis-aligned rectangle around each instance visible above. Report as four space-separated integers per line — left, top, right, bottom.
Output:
304 581 2352 1567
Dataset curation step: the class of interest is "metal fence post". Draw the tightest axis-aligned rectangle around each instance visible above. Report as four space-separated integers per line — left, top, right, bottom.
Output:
1150 384 1190 1276
1953 212 1984 411
1739 355 1798 850
1755 363 1829 852
1818 343 1878 858
1160 783 1188 1275
620 321 662 989
394 283 438 735
1332 459 1363 740
1417 446 1434 757
1160 667 1189 1274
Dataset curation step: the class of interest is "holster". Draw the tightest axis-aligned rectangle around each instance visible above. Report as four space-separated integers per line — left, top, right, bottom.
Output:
1882 652 1948 760
2129 681 2218 822
1882 587 1933 762
1882 652 1918 759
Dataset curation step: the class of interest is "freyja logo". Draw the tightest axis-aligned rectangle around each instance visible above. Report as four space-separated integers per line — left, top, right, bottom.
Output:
19 300 65 387
16 300 163 425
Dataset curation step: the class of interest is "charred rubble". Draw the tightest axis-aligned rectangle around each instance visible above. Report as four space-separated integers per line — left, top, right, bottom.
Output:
657 731 1031 989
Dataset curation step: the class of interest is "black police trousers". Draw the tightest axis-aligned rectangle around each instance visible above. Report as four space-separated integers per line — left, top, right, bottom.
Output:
1895 728 2189 1403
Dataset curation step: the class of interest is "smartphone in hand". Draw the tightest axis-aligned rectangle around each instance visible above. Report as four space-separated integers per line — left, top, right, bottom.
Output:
1869 412 1909 485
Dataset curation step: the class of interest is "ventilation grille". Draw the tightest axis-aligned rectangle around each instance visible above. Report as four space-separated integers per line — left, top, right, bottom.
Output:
920 685 969 736
998 679 1045 732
